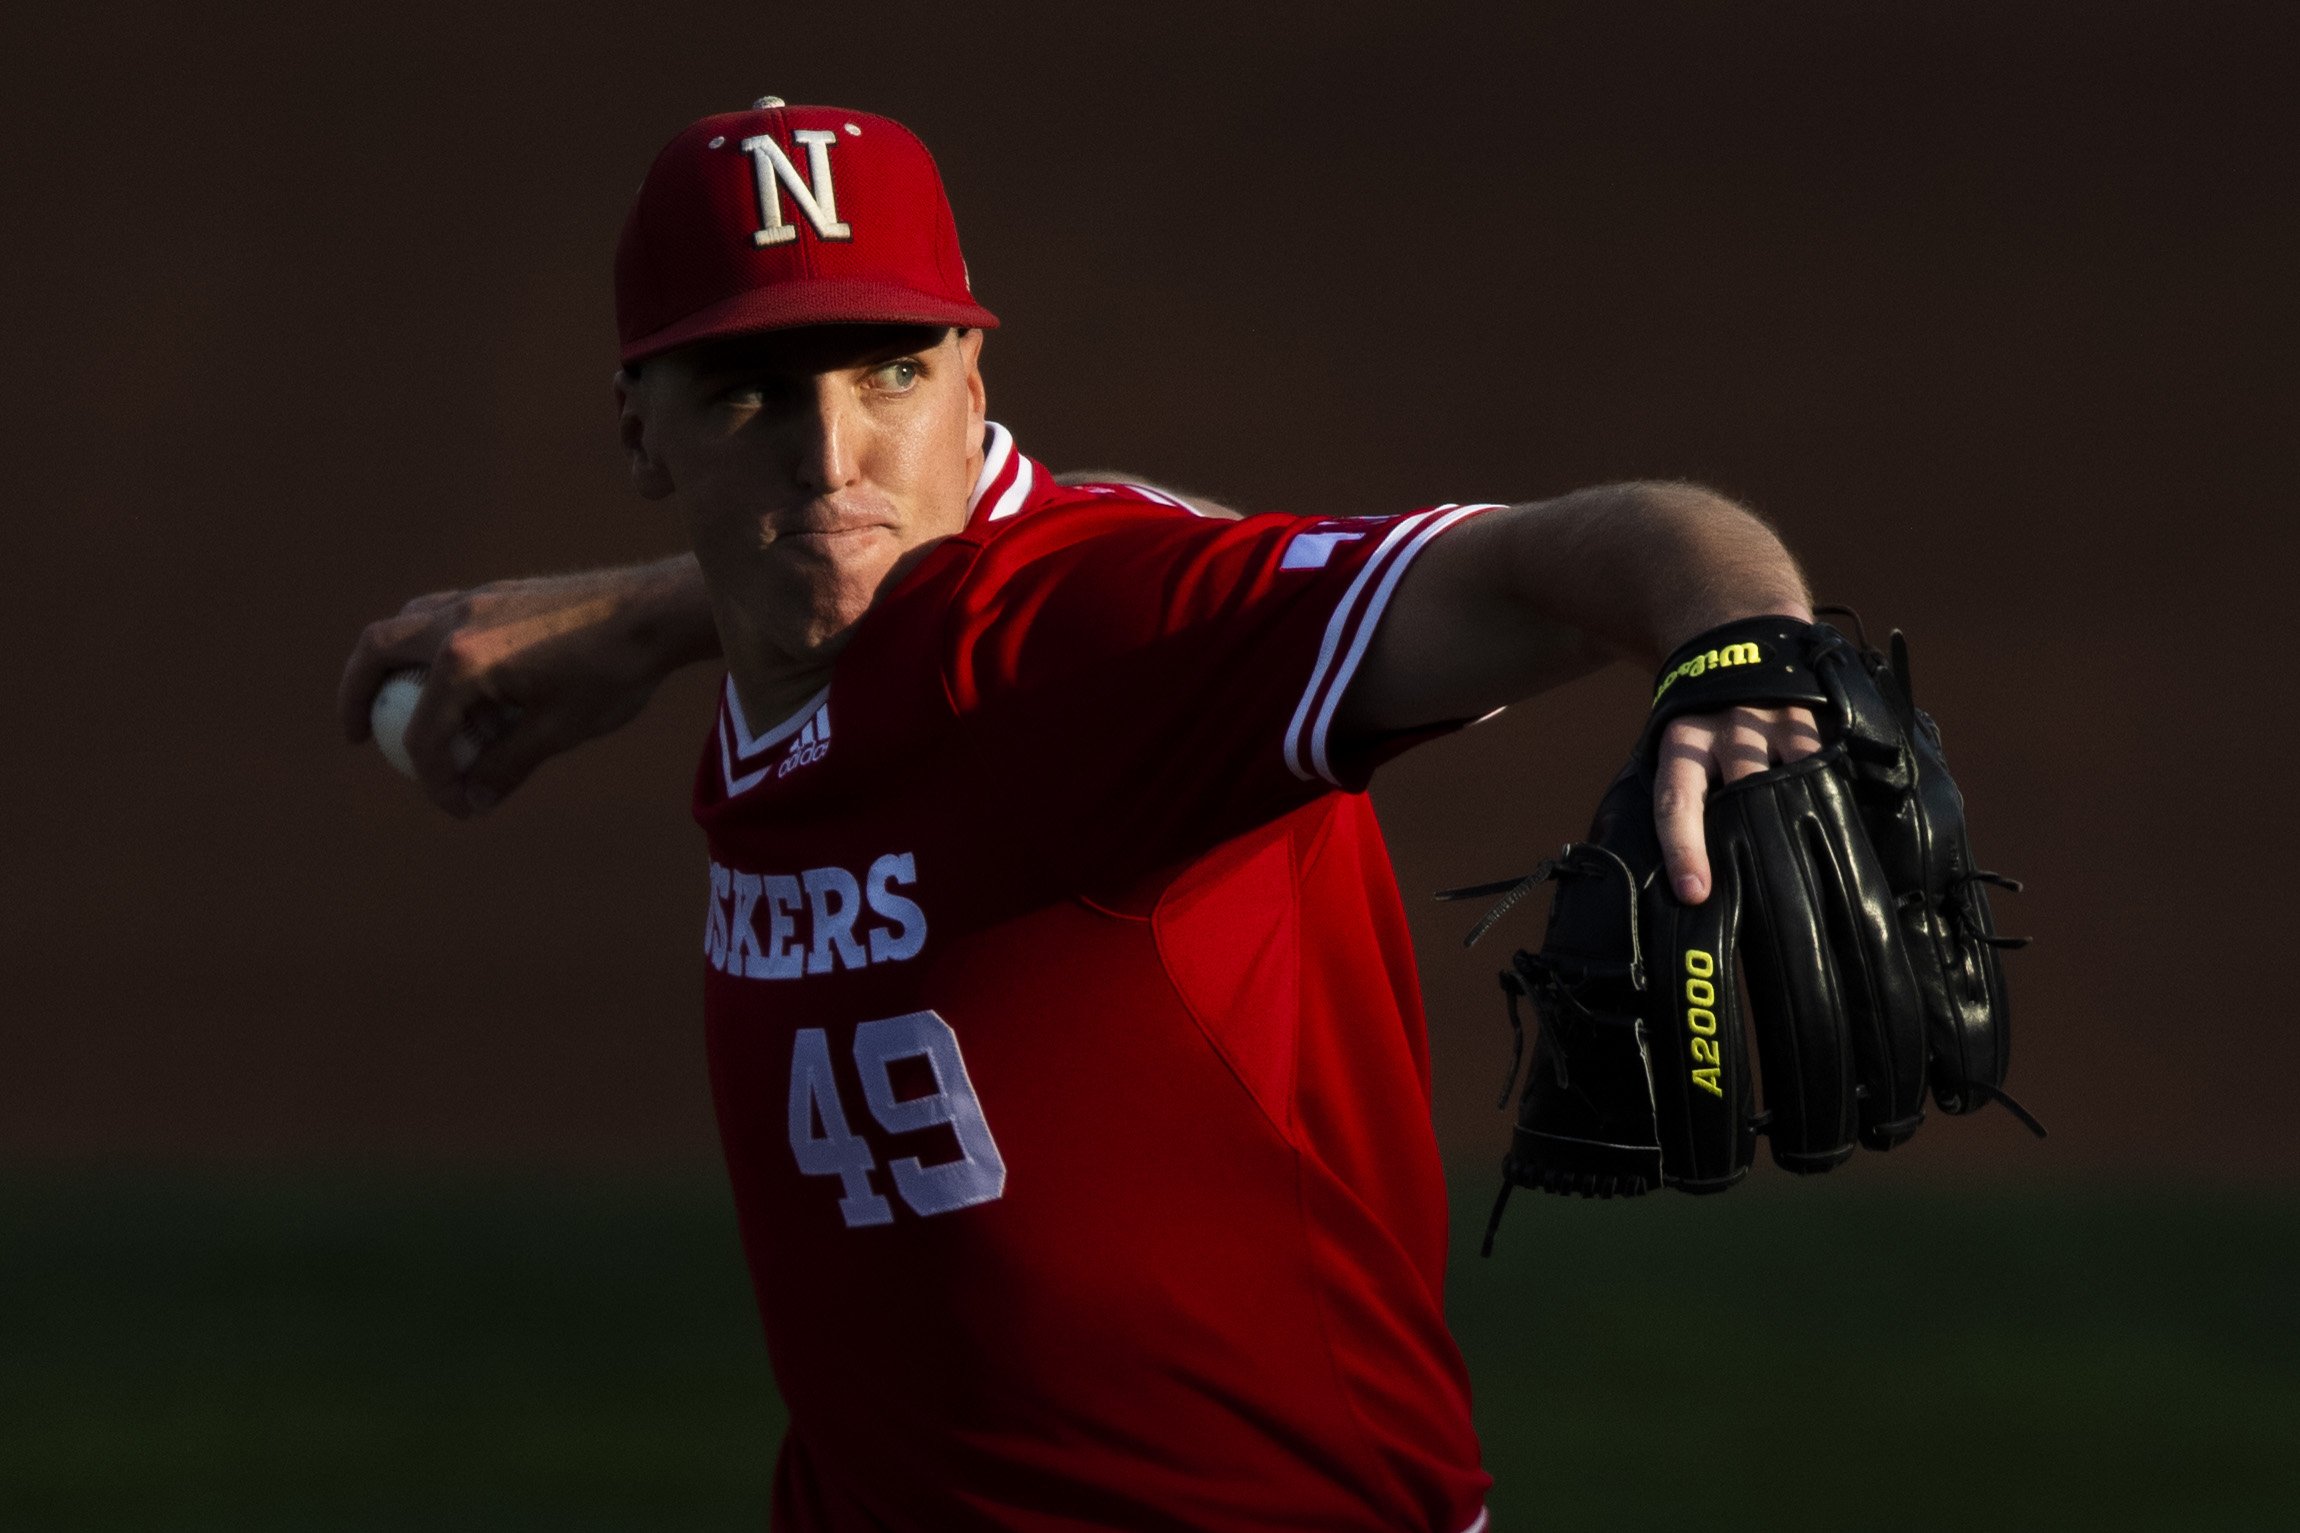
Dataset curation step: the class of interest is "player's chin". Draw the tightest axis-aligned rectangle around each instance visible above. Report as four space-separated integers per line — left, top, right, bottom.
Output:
792 567 895 640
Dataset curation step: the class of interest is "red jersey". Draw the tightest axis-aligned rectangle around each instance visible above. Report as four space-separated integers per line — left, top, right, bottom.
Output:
694 423 1500 1532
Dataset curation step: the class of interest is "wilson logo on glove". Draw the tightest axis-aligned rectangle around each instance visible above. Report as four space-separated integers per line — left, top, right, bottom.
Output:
1651 640 1767 705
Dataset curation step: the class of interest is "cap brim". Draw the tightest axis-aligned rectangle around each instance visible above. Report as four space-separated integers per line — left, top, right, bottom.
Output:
621 279 999 365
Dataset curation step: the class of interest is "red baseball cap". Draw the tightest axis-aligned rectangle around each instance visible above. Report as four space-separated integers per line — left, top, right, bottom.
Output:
614 98 999 365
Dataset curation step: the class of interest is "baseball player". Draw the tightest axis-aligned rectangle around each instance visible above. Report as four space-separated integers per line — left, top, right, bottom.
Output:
342 100 1824 1531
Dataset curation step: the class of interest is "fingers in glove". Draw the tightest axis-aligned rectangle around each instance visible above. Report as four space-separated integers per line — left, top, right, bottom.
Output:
1717 706 1824 781
1716 714 1772 783
1720 815 1856 1172
1653 725 1715 904
1655 706 1829 902
1774 704 1824 762
1713 753 1925 1170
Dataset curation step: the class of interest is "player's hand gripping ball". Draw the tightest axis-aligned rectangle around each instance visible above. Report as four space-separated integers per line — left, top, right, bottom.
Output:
368 667 491 780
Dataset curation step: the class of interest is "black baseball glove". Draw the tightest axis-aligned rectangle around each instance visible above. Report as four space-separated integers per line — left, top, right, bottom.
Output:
1444 614 2038 1252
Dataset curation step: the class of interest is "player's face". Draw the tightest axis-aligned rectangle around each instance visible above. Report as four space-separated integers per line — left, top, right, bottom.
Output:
620 324 986 661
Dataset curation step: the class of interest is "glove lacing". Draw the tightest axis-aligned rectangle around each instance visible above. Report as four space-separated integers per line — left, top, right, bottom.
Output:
1939 870 2048 1138
1439 843 1649 1107
1440 844 1649 1254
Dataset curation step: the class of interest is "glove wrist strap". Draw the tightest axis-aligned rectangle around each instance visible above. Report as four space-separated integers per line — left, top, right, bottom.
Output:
1640 615 1830 759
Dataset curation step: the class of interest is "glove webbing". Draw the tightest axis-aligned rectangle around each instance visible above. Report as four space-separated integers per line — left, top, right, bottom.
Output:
1441 845 1650 1255
1932 870 2048 1138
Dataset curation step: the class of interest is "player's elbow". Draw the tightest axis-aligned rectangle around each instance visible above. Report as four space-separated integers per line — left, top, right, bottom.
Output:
1601 479 1768 535
1575 481 1796 585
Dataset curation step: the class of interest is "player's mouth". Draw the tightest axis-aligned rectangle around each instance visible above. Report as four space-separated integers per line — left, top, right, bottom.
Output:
768 497 899 543
775 525 895 555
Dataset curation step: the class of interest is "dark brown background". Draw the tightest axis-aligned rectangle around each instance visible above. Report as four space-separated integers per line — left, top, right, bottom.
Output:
4 1 2288 1181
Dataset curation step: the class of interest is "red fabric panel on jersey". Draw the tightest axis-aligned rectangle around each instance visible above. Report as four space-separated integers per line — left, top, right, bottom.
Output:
1152 827 1301 1134
695 428 1498 1531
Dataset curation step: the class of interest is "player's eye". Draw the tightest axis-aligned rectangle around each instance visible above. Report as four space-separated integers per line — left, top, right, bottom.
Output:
714 380 769 408
867 358 923 393
715 377 798 414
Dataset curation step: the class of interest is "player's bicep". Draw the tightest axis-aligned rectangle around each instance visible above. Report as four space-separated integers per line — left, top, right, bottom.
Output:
1333 500 1614 737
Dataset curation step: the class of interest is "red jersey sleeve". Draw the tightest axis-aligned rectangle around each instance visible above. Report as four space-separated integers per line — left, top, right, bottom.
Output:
938 492 1504 876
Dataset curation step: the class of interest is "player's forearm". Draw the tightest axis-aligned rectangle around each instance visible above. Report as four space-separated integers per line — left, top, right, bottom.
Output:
615 551 723 675
1523 481 1813 666
1339 482 1812 734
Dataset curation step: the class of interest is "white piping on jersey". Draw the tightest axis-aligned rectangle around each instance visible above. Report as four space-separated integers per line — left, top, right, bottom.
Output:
985 456 1037 521
720 678 829 797
1064 480 1215 518
1120 482 1210 516
1283 510 1444 782
725 676 828 757
1459 1509 1489 1533
1308 504 1502 784
966 422 1014 516
1283 503 1507 787
965 421 1041 523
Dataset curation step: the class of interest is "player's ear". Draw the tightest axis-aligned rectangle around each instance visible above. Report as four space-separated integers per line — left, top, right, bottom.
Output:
955 327 986 440
614 367 675 500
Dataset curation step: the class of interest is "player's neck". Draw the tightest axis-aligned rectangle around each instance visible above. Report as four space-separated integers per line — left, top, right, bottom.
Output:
701 569 857 732
724 646 840 739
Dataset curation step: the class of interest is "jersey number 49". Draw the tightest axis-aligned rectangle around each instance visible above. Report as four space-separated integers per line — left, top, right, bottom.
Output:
787 1010 1008 1227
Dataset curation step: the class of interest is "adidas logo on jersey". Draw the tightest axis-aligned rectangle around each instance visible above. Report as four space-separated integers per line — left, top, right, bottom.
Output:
779 702 832 778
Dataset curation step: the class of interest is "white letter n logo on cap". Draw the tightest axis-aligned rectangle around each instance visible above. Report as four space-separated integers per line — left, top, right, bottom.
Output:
740 131 854 246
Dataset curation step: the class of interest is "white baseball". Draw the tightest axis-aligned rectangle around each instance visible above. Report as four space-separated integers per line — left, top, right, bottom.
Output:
369 667 484 779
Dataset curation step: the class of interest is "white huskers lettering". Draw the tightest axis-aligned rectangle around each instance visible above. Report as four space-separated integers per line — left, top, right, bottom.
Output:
738 130 853 247
706 853 926 978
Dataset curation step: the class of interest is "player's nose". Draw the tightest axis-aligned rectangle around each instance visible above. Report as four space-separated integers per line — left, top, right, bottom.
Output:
790 376 863 492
